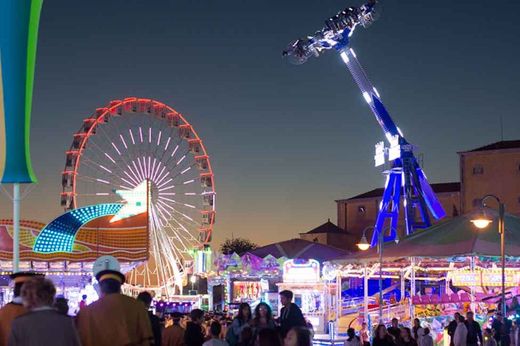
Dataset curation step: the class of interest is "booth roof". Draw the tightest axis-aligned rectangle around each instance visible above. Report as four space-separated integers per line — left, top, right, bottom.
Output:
331 209 520 264
250 238 349 263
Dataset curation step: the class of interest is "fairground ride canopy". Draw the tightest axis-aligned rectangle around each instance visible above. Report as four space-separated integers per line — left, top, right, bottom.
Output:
0 212 148 272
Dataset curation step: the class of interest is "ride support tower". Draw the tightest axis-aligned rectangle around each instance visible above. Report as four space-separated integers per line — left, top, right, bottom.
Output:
283 0 446 246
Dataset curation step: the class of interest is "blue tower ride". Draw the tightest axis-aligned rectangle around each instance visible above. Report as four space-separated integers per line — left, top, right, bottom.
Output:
283 1 446 246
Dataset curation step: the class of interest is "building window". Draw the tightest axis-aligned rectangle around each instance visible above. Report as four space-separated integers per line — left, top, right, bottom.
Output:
358 206 366 214
472 164 484 175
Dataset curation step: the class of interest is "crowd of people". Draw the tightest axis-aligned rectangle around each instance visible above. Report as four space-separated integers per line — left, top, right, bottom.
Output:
1 271 519 346
0 272 313 346
347 311 520 346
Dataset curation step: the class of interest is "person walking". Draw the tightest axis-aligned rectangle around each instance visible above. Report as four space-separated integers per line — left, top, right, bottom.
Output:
251 302 275 340
8 276 80 346
453 316 468 346
412 319 424 343
162 312 185 346
420 328 433 346
373 325 396 346
137 291 162 346
397 328 417 346
278 290 306 339
360 322 370 346
448 313 462 346
226 303 252 346
283 327 312 346
345 328 361 346
387 318 401 343
203 321 228 346
185 309 206 346
465 312 482 346
76 269 153 346
483 328 497 346
0 272 42 346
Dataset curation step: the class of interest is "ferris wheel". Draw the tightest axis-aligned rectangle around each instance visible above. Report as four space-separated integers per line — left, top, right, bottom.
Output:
60 97 215 293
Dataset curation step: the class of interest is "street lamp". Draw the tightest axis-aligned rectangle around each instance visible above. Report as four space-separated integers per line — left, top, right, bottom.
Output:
470 195 506 316
357 225 398 322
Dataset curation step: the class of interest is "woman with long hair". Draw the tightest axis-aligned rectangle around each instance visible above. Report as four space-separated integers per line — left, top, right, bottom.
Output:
226 303 252 346
373 324 396 346
398 327 418 346
252 303 276 333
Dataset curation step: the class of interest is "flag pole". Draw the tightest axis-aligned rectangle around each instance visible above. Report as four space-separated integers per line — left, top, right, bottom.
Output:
13 183 20 273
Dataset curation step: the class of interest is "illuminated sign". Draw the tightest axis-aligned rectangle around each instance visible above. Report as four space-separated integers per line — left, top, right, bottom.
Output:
374 141 385 167
233 281 263 302
110 180 149 222
450 269 520 287
283 259 320 283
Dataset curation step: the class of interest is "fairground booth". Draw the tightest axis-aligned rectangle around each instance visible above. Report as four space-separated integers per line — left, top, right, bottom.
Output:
208 239 347 333
0 212 149 313
323 209 520 344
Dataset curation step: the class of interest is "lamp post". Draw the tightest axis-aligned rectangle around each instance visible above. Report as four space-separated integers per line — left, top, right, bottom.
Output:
357 225 398 323
470 195 506 317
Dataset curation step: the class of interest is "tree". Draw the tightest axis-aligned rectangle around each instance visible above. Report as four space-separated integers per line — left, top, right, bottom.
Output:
219 237 258 255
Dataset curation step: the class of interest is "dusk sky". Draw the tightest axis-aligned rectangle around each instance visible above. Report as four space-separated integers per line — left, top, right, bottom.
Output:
0 0 519 248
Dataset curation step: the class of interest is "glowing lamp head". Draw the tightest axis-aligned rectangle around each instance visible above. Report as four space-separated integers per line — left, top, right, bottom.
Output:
190 275 197 284
470 218 493 229
357 235 370 251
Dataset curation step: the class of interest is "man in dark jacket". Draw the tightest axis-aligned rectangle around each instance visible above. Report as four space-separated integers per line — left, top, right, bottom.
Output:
185 309 205 346
278 290 306 338
465 311 482 346
137 291 162 346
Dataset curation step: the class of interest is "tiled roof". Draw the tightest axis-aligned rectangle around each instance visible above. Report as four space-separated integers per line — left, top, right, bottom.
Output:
250 238 348 262
303 220 346 234
460 140 520 153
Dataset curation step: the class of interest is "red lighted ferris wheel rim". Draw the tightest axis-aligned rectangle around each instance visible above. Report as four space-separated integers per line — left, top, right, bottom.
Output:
61 97 215 245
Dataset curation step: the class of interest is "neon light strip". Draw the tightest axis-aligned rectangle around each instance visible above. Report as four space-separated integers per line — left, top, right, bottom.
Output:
129 129 135 145
157 131 162 146
180 167 191 174
139 127 143 143
184 203 195 209
104 153 116 164
120 134 128 149
148 127 152 143
184 192 196 195
123 171 139 185
183 179 194 185
176 155 186 165
96 192 109 196
159 185 175 192
96 178 110 184
111 142 121 155
99 165 112 173
164 137 171 151
158 196 176 203
161 192 176 196
158 178 173 189
171 145 179 157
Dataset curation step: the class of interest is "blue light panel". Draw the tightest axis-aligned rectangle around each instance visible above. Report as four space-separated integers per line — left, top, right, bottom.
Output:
33 204 122 253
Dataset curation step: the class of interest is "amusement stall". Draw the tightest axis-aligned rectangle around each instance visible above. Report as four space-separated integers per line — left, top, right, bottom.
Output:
277 259 338 334
207 252 283 313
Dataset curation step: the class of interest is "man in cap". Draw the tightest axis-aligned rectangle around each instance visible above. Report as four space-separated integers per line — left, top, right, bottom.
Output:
0 272 42 346
76 269 153 346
